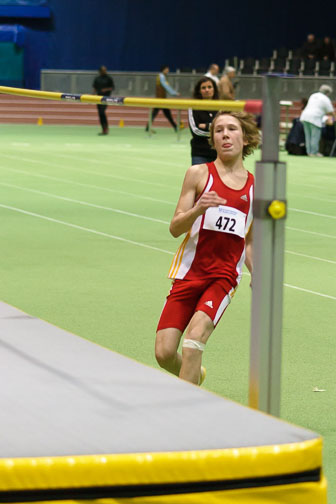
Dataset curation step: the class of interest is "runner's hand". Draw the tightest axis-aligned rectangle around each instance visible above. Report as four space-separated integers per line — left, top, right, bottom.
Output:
197 191 227 214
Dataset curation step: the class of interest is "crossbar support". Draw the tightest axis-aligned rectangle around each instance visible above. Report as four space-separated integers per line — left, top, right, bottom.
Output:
249 75 287 417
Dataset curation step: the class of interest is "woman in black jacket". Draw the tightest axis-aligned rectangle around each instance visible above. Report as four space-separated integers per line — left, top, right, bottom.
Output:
188 77 219 165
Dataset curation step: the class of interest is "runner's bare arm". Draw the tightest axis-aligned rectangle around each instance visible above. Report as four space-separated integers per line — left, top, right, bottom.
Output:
169 165 227 237
245 225 253 275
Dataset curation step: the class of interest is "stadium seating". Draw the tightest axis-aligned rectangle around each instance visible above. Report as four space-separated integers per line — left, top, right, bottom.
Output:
239 57 257 75
302 58 318 76
286 57 303 75
234 43 335 76
272 57 287 73
256 57 272 74
318 59 334 76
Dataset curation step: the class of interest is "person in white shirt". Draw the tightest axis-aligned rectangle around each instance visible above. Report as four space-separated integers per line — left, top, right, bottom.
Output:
300 85 335 156
204 64 220 85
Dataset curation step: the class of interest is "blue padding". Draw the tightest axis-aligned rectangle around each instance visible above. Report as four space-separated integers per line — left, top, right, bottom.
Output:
0 79 23 86
0 1 47 4
0 5 50 17
0 25 25 46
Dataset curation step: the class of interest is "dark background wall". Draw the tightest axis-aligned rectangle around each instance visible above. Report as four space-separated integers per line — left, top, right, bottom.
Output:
1 0 336 89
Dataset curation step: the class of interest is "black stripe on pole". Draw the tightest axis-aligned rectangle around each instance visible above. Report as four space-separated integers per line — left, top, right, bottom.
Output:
60 94 81 101
102 96 124 105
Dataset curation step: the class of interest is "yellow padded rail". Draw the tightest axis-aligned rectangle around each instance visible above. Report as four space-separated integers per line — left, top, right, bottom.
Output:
122 97 246 111
0 85 246 111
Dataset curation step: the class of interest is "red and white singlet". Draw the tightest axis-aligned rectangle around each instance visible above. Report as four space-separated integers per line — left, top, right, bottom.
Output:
168 162 254 288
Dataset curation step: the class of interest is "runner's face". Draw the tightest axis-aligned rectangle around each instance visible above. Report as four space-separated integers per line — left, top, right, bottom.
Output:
200 80 215 99
213 115 247 159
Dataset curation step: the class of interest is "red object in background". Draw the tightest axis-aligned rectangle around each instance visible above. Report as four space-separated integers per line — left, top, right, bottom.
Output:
244 100 263 115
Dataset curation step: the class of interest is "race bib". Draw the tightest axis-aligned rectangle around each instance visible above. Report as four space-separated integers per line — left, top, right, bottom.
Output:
203 205 246 238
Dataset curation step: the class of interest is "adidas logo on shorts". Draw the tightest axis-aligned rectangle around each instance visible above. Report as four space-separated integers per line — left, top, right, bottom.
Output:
240 194 248 201
204 300 213 308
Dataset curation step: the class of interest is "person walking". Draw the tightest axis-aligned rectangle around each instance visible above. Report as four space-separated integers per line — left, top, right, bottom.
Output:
92 66 115 135
145 65 180 133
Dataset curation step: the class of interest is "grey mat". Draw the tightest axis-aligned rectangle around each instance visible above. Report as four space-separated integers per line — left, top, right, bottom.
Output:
0 302 317 458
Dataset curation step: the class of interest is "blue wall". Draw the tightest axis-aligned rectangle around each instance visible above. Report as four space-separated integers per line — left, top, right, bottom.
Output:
46 0 336 71
2 0 336 89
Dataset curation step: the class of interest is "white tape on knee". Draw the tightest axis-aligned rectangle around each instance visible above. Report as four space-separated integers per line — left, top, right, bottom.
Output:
182 339 205 352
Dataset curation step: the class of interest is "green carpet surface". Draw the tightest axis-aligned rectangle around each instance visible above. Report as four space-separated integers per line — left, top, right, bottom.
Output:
0 124 335 500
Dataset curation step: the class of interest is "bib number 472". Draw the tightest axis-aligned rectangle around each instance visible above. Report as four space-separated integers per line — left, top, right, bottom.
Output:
215 216 236 232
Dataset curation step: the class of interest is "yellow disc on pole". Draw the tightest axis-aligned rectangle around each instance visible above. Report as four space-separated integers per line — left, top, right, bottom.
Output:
268 200 286 219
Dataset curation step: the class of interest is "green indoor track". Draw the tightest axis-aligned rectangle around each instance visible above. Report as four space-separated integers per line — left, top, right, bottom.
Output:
0 124 335 500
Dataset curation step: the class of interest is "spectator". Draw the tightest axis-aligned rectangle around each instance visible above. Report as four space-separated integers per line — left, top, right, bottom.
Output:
188 77 219 164
218 66 236 100
319 115 336 156
318 36 335 61
285 99 308 155
301 33 320 59
92 66 115 135
145 65 180 133
300 85 334 156
204 64 220 85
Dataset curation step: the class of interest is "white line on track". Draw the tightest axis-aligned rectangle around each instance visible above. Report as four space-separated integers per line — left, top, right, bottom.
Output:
0 166 176 205
0 203 173 256
290 181 336 192
0 170 335 241
0 152 176 189
53 151 185 175
286 226 336 239
1 181 335 264
0 182 169 225
3 153 335 219
288 192 336 204
10 142 31 147
288 207 336 219
0 202 335 300
285 250 336 264
283 284 336 300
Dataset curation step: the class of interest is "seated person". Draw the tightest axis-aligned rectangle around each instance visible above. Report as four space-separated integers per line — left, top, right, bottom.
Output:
285 118 306 155
319 115 336 156
285 99 308 155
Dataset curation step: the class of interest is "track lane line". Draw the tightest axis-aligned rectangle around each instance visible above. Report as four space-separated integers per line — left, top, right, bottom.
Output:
0 166 176 205
2 152 335 219
1 182 336 263
0 152 175 189
0 182 169 225
1 182 335 264
0 202 335 301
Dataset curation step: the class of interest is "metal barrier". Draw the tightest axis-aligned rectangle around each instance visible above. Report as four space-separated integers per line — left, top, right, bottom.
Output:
41 70 336 101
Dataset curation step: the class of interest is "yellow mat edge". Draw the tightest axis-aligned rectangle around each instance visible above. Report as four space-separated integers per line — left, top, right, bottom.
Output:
0 438 322 490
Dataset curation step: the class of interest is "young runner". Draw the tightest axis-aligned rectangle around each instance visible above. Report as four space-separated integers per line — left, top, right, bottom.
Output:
155 110 260 385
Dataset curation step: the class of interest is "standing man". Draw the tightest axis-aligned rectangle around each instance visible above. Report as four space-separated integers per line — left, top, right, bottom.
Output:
300 85 334 156
155 111 260 385
145 65 180 133
204 64 220 86
93 66 115 135
218 66 236 100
